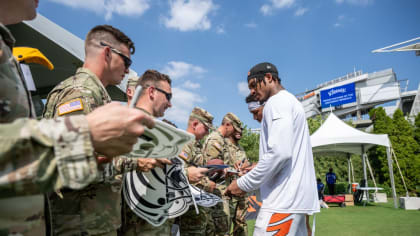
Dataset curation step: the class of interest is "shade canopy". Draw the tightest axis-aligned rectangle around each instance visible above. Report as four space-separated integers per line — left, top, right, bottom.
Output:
311 113 390 155
7 13 135 101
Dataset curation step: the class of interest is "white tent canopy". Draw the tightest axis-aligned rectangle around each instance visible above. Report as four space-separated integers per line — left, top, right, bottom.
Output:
310 113 398 208
311 113 390 154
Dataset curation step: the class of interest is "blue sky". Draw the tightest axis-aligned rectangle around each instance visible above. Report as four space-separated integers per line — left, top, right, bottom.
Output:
38 0 419 129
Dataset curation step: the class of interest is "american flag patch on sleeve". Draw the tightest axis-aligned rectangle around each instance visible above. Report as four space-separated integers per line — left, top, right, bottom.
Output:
58 98 84 116
178 151 188 161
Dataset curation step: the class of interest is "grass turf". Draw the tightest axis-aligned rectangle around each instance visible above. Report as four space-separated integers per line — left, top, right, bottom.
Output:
246 199 420 236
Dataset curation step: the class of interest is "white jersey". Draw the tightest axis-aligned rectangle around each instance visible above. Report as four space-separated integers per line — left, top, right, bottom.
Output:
237 90 320 214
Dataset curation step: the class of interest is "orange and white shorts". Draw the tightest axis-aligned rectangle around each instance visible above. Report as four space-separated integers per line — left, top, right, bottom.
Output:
253 211 307 236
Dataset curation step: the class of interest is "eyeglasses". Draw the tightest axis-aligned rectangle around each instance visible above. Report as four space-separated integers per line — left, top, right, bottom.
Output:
100 42 132 69
154 87 172 102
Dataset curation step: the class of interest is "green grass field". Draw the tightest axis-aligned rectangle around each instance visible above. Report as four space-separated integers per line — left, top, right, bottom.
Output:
246 200 420 236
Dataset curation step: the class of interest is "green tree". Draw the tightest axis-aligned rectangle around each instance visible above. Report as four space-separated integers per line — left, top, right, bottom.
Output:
368 107 394 186
391 109 420 194
308 115 323 134
239 126 260 163
413 113 420 144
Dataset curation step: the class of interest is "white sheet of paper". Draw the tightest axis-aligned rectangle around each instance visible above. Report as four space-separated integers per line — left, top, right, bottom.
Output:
19 63 36 91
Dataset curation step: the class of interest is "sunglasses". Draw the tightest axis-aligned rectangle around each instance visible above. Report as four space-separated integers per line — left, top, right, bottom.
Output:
100 42 132 69
154 87 172 102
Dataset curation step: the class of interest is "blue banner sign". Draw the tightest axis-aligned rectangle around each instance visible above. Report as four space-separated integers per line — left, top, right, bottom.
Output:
320 83 356 108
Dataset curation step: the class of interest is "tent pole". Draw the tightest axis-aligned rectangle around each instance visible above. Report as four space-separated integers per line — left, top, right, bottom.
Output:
387 147 398 208
362 145 369 205
350 158 355 183
348 153 351 193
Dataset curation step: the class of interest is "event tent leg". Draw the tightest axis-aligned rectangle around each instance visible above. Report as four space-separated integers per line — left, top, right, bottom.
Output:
362 145 369 206
348 154 351 194
387 147 398 208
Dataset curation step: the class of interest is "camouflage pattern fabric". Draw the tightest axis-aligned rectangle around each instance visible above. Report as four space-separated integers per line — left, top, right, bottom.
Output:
225 138 248 236
189 107 214 130
43 67 121 235
126 75 139 89
223 113 243 133
43 67 112 118
121 218 173 236
202 130 230 163
202 130 233 236
178 140 214 235
0 23 97 236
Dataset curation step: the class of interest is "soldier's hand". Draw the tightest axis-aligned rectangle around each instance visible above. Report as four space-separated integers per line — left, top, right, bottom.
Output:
156 158 172 167
187 166 208 183
208 180 216 193
224 179 246 197
137 158 171 172
87 102 154 158
96 156 112 164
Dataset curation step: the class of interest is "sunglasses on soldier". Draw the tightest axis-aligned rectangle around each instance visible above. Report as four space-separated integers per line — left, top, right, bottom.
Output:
154 87 172 102
100 42 132 69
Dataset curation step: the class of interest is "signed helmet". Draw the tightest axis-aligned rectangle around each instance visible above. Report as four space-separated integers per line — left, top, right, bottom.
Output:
123 157 193 226
190 185 223 208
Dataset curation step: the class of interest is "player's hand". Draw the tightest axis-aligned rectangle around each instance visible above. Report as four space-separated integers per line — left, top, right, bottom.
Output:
187 166 208 183
234 159 250 171
240 162 257 176
224 179 246 197
87 102 154 157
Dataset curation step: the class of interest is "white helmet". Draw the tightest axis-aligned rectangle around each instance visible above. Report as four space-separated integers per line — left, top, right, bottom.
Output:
190 185 223 208
123 157 192 226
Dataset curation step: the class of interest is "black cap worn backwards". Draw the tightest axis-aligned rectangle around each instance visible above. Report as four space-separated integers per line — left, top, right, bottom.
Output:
247 62 279 81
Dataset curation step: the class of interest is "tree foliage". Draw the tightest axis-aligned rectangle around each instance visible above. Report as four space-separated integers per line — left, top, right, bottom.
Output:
239 126 260 163
369 107 420 195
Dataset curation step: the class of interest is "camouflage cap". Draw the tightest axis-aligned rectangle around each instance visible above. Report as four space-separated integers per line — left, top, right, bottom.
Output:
190 107 214 130
127 76 140 89
223 112 243 132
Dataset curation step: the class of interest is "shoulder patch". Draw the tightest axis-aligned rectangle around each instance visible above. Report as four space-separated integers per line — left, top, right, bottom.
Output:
213 141 222 151
57 98 84 116
179 151 189 162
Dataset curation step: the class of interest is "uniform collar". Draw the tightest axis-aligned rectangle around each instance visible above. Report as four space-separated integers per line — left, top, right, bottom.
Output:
136 107 152 117
75 67 110 97
0 23 15 50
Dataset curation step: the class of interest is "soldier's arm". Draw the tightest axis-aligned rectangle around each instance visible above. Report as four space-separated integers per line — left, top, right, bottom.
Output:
45 86 100 118
0 116 97 197
202 139 224 161
102 156 173 179
195 176 216 193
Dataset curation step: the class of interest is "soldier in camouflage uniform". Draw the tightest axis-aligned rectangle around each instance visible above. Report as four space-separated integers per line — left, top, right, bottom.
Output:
202 112 242 236
178 107 216 236
43 25 140 236
121 69 175 236
0 2 154 236
225 129 248 236
120 73 209 236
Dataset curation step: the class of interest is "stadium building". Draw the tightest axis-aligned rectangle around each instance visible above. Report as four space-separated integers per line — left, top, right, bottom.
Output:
296 68 419 127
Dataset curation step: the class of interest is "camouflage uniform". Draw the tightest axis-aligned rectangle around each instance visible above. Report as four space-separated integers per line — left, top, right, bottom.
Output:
225 139 248 236
202 112 243 236
0 23 97 235
43 68 124 236
126 75 139 89
178 107 215 236
119 106 174 236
